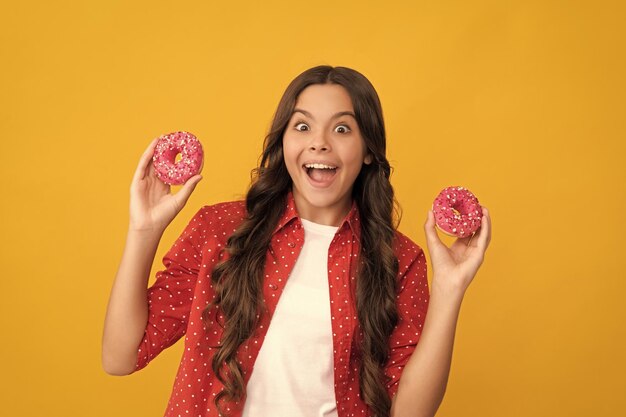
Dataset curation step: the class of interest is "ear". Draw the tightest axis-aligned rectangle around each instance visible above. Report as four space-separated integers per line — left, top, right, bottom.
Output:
364 153 373 165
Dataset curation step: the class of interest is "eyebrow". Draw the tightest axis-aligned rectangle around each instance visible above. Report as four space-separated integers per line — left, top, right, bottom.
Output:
292 108 356 121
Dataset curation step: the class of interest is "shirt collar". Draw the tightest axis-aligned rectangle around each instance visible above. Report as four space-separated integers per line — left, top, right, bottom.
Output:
273 191 362 242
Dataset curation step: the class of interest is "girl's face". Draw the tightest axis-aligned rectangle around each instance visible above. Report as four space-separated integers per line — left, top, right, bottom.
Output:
283 83 372 226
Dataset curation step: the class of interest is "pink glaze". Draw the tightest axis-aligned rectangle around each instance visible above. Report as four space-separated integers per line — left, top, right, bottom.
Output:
152 131 203 185
432 186 482 237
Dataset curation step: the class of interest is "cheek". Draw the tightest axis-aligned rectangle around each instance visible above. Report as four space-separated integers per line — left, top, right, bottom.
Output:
282 138 299 171
340 142 367 168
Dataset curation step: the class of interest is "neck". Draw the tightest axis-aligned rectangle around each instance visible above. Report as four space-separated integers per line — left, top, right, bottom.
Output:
292 190 352 227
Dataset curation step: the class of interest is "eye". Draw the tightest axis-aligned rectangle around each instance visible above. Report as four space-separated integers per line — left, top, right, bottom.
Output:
335 124 351 134
294 121 309 131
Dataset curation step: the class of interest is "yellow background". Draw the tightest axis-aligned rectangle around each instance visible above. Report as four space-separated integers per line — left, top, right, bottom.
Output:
1 0 624 416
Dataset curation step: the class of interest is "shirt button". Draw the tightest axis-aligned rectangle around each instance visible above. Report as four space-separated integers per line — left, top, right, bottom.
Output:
268 283 278 290
287 242 296 248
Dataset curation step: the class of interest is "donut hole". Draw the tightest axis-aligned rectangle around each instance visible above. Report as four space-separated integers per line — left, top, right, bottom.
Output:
451 207 461 217
175 153 182 163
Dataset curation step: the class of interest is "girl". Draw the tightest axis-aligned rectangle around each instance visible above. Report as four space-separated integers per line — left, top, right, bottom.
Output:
102 65 492 417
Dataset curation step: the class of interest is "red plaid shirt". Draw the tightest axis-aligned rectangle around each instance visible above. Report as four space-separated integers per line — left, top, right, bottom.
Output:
134 192 430 417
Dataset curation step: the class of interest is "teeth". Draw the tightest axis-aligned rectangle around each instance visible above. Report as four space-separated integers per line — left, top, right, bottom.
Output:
304 163 337 169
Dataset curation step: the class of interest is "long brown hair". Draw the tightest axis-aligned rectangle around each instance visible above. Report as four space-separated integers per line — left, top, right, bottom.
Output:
202 65 400 417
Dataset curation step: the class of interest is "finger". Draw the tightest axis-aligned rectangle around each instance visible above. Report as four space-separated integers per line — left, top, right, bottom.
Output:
477 206 491 250
154 168 171 193
147 159 155 178
424 209 444 252
132 137 160 183
173 174 203 208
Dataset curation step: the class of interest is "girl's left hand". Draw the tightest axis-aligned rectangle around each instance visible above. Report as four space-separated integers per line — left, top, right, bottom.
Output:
423 206 492 295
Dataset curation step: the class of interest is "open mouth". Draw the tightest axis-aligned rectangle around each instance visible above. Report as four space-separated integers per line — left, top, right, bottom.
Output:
303 163 338 185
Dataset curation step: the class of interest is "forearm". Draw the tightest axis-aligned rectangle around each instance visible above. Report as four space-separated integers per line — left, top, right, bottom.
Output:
101 227 163 375
391 281 465 417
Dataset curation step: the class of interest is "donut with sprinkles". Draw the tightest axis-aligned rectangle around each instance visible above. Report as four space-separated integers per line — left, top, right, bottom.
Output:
432 186 483 237
152 131 204 185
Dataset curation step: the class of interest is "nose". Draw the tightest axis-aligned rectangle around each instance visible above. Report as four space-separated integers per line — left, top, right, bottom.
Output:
309 131 330 152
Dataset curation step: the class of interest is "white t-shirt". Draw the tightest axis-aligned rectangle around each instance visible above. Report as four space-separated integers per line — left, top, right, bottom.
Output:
241 218 339 417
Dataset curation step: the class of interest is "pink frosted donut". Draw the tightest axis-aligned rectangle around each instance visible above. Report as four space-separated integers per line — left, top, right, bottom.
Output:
432 186 483 237
152 131 203 185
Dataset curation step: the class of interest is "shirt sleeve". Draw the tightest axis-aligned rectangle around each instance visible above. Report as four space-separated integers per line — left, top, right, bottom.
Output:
132 206 206 372
384 246 430 399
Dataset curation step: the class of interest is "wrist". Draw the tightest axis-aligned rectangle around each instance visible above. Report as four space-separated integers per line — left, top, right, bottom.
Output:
431 276 466 304
126 225 165 241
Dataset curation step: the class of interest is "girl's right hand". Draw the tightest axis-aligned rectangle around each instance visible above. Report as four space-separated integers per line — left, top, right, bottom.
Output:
128 137 203 233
